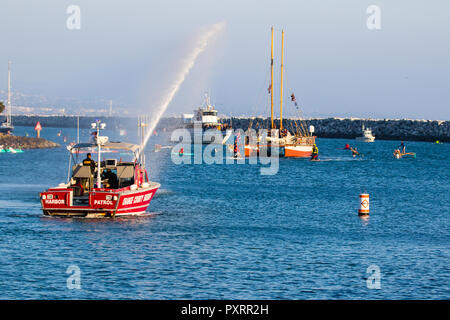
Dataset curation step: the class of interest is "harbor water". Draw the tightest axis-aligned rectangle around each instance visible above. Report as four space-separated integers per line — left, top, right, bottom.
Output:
0 126 448 299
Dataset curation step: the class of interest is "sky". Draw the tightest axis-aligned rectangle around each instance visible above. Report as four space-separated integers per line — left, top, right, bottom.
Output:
1 0 449 119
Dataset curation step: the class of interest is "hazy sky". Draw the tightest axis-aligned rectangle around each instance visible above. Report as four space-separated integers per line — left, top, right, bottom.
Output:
1 0 449 119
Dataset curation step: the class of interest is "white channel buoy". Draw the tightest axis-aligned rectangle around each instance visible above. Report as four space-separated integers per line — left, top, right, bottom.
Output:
358 193 370 215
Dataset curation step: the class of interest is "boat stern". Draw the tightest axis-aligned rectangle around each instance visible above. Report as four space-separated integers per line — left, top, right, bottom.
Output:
40 187 77 216
40 182 160 218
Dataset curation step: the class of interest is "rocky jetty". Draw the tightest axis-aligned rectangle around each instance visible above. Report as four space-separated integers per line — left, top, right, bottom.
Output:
11 115 450 142
0 133 60 149
222 117 450 142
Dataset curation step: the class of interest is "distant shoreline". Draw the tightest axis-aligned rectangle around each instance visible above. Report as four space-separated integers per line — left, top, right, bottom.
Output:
5 115 449 142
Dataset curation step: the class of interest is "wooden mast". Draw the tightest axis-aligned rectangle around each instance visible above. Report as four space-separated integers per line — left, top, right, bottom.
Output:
7 61 11 126
279 29 284 131
270 26 274 129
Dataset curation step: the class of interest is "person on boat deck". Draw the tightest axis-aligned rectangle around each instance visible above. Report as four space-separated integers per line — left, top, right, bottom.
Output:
233 136 240 158
82 153 96 173
72 178 84 196
399 141 406 153
311 144 319 160
101 169 118 189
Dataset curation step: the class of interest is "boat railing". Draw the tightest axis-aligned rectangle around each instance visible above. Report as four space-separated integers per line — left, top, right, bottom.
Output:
291 136 316 145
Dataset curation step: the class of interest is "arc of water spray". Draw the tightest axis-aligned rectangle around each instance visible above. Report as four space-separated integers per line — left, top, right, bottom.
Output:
139 22 226 155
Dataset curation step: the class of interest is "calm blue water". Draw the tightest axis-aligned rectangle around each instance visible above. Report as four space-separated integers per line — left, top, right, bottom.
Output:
0 126 448 299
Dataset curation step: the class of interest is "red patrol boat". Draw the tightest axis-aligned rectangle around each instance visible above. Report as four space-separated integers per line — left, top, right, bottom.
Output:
40 120 160 218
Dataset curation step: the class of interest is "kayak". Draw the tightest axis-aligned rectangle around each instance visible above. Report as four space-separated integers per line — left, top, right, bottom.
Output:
171 152 194 156
394 151 416 159
400 152 416 158
0 148 24 153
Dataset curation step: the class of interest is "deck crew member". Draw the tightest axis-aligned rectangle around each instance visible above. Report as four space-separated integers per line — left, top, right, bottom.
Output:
82 153 96 173
71 178 84 196
311 144 319 160
101 168 118 189
399 141 406 153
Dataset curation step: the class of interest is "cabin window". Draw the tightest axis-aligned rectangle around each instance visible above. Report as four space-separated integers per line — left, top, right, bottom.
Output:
116 164 135 188
119 177 134 188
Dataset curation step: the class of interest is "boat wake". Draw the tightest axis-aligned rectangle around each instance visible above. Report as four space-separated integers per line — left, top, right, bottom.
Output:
154 189 176 198
311 156 370 162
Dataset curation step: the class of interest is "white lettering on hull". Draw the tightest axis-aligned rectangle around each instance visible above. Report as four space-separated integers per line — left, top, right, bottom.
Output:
122 193 153 206
45 199 65 205
93 200 113 206
133 195 144 204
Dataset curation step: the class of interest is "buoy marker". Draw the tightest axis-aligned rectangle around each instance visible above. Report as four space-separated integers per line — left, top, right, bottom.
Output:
359 193 370 215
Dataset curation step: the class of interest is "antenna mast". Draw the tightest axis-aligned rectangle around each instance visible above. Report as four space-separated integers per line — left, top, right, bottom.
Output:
138 115 148 167
7 61 12 126
279 29 284 131
270 26 274 130
77 114 80 143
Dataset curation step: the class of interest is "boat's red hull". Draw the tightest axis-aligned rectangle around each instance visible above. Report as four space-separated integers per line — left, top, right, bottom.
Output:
284 145 313 157
40 183 160 217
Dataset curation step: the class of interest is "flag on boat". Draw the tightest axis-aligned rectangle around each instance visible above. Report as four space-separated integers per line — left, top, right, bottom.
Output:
291 93 298 107
235 131 241 142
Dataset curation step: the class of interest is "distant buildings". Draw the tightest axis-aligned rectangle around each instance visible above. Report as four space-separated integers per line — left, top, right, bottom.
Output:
0 89 129 116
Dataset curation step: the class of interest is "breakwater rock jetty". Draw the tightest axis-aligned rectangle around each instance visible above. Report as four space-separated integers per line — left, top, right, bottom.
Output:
12 115 449 142
0 133 60 149
225 117 450 142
